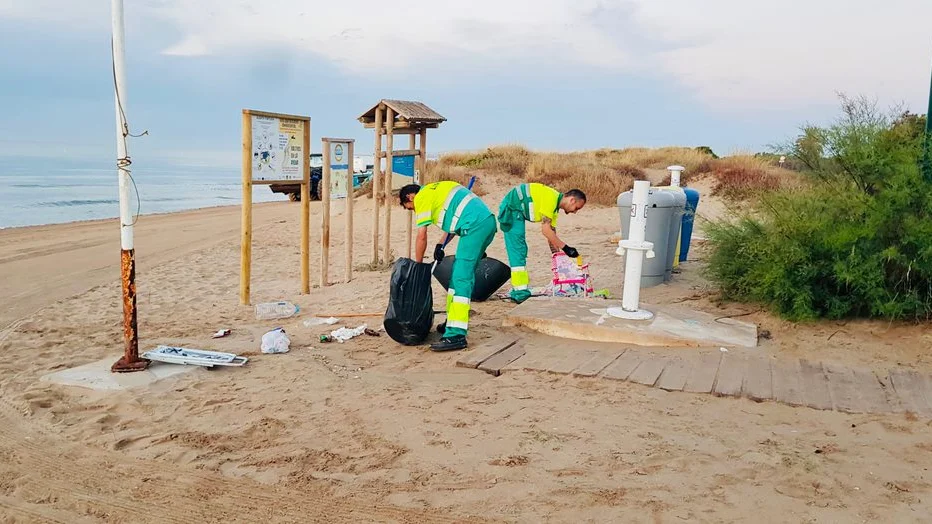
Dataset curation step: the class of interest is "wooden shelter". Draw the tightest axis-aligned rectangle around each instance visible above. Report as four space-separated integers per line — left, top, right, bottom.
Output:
359 99 446 264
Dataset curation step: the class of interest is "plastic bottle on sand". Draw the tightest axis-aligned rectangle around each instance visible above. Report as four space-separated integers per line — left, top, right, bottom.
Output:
255 301 300 321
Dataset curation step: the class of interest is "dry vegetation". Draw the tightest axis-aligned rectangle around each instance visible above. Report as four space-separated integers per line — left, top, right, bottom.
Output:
703 155 804 199
423 145 804 205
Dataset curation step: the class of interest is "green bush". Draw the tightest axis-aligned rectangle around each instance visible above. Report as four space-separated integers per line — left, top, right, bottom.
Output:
705 96 932 321
695 146 719 159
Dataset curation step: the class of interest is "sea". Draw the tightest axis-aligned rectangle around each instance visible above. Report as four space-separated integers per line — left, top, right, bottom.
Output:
0 157 287 229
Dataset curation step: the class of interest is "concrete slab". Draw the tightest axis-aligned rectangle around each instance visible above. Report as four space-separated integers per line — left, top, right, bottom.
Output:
503 298 758 348
41 357 202 391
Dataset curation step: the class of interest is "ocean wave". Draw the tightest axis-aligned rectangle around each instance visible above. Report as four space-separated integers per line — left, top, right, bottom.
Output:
37 199 120 207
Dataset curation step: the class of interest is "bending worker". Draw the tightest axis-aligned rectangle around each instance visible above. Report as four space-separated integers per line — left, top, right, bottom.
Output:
498 183 587 303
400 181 497 352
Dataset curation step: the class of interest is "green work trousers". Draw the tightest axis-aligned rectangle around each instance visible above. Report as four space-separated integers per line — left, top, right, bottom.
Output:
444 214 497 338
497 190 532 303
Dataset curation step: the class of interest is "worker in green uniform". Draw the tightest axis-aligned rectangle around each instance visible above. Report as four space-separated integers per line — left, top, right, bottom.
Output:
497 184 586 303
400 181 497 351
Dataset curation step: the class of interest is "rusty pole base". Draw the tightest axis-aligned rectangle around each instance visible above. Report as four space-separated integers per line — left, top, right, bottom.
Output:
112 248 147 373
111 356 150 373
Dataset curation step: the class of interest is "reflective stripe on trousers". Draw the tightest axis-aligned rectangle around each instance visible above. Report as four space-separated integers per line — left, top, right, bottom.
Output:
445 288 470 330
510 265 529 290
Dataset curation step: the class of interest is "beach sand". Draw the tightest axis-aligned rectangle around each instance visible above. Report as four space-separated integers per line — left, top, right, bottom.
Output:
1 179 931 522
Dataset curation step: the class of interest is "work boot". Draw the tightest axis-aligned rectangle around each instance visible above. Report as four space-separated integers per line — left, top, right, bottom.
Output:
436 321 446 334
430 336 467 352
509 289 532 304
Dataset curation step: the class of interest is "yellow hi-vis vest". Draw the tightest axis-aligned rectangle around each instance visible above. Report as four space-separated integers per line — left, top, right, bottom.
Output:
517 183 562 226
413 181 489 234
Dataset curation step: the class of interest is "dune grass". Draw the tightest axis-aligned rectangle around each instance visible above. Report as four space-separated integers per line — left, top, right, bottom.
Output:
425 145 798 205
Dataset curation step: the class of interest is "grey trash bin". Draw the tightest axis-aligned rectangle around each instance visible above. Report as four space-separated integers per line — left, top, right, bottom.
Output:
617 188 678 287
654 187 687 282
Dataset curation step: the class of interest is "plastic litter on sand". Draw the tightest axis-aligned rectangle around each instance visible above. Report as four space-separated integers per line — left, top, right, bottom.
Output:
255 301 300 321
142 346 248 367
261 328 291 354
330 324 368 343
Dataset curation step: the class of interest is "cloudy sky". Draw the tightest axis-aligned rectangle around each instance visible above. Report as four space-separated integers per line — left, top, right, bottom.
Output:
1 0 930 166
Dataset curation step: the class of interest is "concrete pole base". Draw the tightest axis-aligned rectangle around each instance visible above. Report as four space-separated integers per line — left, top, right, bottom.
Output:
606 306 654 321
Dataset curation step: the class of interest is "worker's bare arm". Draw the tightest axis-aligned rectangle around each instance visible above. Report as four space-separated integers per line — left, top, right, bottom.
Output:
541 218 564 253
415 226 429 263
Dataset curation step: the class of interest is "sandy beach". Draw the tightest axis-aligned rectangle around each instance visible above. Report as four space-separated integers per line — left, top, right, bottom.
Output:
2 178 931 523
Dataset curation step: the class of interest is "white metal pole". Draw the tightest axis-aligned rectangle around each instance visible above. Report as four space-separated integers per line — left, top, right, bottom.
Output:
113 0 133 252
110 0 147 372
609 180 654 321
667 165 685 187
622 181 649 311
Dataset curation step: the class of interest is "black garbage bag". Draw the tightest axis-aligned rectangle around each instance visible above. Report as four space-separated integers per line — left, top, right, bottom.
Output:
432 256 511 302
383 258 435 345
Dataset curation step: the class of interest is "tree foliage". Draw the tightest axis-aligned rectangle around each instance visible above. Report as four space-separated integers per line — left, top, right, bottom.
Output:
706 96 932 321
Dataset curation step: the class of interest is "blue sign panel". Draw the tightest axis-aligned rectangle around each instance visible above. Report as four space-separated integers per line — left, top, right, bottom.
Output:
392 155 415 178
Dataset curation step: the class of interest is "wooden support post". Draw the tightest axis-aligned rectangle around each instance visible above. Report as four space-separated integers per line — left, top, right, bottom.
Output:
320 139 331 287
406 134 416 258
418 127 427 181
240 111 252 305
383 107 394 263
301 119 311 294
418 128 427 254
372 105 383 264
345 140 355 282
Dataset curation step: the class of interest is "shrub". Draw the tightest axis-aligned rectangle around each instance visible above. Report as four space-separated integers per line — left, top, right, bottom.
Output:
656 154 803 198
705 96 932 321
695 146 719 159
707 155 804 199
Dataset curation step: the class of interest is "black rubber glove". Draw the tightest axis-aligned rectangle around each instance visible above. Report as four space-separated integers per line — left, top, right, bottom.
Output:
562 245 579 258
433 243 445 262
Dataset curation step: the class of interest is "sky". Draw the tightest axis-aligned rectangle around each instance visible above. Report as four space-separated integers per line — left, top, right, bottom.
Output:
1 0 930 168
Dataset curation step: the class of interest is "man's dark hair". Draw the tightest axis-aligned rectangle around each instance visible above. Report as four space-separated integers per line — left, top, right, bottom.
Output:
399 184 421 206
566 189 586 201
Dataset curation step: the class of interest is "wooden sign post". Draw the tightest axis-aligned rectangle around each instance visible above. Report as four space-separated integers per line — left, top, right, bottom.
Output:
240 109 311 305
320 137 356 286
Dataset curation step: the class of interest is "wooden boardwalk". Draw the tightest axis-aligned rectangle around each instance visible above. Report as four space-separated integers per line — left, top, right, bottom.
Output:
457 336 932 418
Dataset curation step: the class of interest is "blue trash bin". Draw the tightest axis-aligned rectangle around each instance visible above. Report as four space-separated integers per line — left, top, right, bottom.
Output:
679 188 700 262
